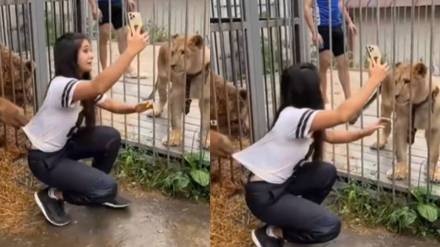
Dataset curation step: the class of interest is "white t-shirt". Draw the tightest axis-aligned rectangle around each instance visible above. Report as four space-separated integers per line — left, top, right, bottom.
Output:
232 107 320 184
23 76 106 152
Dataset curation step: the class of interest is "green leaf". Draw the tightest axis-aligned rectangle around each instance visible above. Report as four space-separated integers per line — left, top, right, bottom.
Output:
417 204 438 222
175 173 190 190
190 169 210 187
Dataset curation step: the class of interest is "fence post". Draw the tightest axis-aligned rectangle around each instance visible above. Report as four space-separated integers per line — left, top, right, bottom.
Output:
31 1 49 109
297 0 309 63
243 0 267 141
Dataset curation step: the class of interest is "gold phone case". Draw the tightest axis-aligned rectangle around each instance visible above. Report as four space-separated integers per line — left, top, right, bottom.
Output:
366 45 382 64
127 12 143 32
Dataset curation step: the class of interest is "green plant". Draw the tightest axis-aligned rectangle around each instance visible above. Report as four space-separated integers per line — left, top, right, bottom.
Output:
330 181 440 240
145 20 169 43
115 146 209 201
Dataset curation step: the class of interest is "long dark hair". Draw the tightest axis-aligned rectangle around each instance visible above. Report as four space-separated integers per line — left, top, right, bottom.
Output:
53 32 95 129
273 63 324 160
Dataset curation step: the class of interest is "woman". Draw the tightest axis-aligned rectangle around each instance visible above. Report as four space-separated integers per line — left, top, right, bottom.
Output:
23 28 149 227
233 61 389 246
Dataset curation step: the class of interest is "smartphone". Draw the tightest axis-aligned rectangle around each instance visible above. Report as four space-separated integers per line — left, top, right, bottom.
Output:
366 45 382 64
127 12 143 33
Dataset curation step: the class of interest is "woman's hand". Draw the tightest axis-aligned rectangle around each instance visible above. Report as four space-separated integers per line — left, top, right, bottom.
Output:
126 26 149 55
359 118 390 138
368 59 389 87
134 101 154 113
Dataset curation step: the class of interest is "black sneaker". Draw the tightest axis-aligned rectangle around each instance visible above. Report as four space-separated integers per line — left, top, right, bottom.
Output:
251 225 283 247
34 188 71 227
102 195 131 209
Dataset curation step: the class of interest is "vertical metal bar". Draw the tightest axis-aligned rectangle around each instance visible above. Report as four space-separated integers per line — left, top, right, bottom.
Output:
408 0 416 191
328 0 335 164
233 0 246 150
266 0 278 122
216 0 232 136
166 0 172 164
60 0 66 34
180 0 190 166
244 0 266 141
426 0 435 195
108 0 114 129
391 0 397 201
151 0 158 164
199 0 208 165
375 0 381 189
45 2 53 78
31 0 49 109
260 1 271 130
358 0 365 179
120 1 128 141
343 0 350 179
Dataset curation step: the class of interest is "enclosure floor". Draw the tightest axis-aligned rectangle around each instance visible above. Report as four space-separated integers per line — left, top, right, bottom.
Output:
81 40 205 157
261 69 440 195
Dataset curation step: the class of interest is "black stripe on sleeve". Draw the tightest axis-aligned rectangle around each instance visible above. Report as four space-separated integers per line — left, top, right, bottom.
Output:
61 80 78 107
295 109 312 138
299 110 315 138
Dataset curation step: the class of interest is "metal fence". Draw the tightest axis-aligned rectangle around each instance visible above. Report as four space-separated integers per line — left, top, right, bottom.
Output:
1 0 209 164
211 0 440 198
210 0 302 183
0 0 37 148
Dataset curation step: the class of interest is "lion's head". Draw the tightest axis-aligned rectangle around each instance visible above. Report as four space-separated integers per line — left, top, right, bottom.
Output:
393 62 428 105
169 34 210 75
211 78 250 137
0 44 35 106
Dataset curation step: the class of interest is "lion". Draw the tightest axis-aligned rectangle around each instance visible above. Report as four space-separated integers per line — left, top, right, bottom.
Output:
369 62 440 182
145 34 211 148
0 43 35 106
210 73 249 138
0 97 28 128
210 130 235 158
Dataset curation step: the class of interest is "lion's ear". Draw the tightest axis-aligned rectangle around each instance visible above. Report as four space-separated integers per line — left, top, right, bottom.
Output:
190 35 204 48
414 62 427 77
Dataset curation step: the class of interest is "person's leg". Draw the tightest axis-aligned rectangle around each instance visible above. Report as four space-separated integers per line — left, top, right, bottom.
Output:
319 51 332 104
333 27 352 99
99 24 111 70
98 2 111 69
245 181 341 244
67 126 121 174
286 161 338 204
28 150 117 226
318 26 333 104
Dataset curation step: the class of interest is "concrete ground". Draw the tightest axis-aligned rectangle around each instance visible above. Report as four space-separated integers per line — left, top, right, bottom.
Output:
0 189 209 247
285 225 439 247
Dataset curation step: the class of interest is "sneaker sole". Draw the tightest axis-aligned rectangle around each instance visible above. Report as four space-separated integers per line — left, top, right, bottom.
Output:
102 202 130 209
251 230 263 247
34 192 71 227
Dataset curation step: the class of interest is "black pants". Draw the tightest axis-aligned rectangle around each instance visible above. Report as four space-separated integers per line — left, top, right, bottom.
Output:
98 2 124 29
245 161 341 244
28 126 121 205
318 26 345 57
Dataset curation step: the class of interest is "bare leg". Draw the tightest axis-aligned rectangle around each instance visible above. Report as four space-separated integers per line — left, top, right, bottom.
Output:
319 51 332 104
99 24 111 70
335 54 352 99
